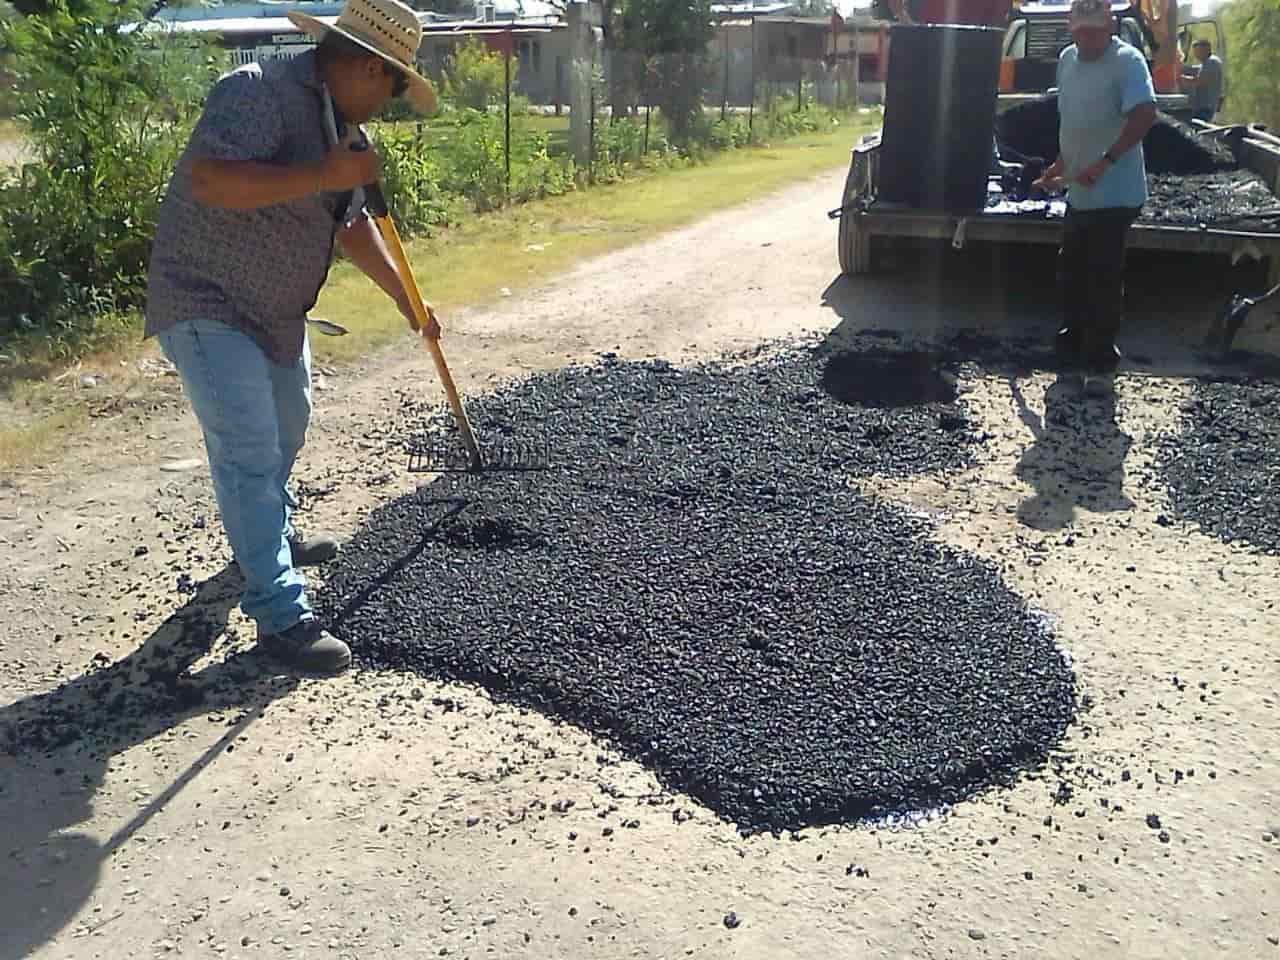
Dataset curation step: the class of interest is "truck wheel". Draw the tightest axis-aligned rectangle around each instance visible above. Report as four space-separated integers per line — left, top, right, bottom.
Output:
839 211 876 276
838 204 858 276
837 159 870 277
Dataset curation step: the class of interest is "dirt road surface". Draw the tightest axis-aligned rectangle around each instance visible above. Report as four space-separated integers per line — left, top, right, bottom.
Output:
2 167 1278 960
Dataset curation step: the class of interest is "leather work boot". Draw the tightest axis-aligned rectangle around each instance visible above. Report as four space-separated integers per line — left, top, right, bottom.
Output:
258 619 351 674
288 531 340 567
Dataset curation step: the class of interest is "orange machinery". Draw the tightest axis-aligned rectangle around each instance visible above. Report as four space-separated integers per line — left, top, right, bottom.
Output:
998 0 1193 96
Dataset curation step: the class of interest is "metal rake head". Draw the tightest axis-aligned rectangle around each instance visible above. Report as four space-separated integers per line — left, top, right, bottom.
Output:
405 402 551 473
406 434 551 474
404 397 553 475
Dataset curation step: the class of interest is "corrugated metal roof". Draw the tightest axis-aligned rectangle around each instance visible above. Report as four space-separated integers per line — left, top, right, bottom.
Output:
149 2 342 22
421 16 562 32
757 13 885 28
134 15 335 35
129 10 562 37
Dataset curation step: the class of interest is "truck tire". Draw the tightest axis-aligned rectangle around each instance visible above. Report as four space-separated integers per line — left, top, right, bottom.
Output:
838 201 859 276
837 161 869 276
838 206 877 276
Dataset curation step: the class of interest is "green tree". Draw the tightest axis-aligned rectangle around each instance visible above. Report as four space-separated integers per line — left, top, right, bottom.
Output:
1221 0 1280 130
618 0 714 141
0 3 16 117
8 0 91 15
442 36 513 112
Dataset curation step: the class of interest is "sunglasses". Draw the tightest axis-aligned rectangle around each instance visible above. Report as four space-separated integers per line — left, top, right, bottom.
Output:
383 63 409 98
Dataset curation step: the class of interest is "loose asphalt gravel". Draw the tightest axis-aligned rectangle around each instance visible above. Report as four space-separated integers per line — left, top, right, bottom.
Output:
996 98 1238 176
995 97 1278 231
1156 376 1280 557
318 344 1079 834
1143 171 1280 231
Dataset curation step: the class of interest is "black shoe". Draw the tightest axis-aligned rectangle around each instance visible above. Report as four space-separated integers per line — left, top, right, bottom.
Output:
288 531 340 567
258 619 351 674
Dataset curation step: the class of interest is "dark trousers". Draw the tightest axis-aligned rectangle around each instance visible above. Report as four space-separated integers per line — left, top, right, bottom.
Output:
1057 206 1141 371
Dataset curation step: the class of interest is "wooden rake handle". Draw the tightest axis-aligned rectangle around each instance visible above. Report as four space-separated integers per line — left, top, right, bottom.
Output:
365 184 483 471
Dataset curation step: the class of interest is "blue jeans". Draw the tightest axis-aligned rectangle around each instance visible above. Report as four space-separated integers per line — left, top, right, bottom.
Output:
158 318 313 635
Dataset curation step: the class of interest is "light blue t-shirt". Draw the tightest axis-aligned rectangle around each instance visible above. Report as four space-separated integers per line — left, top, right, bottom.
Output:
1056 39 1156 211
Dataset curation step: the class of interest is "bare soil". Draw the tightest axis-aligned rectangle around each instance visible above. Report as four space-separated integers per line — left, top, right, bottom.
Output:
2 168 1279 960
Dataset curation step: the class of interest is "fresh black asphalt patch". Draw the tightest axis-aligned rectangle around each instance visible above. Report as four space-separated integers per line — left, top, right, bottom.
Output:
319 345 1078 834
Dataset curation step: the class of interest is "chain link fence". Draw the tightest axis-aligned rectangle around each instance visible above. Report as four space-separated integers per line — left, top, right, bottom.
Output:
577 49 872 184
369 37 871 233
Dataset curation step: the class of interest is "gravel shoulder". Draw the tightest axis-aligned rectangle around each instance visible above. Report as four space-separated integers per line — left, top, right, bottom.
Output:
2 167 1280 960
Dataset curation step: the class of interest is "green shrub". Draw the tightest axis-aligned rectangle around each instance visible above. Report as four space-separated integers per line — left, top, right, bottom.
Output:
510 142 575 203
0 2 220 353
372 123 460 236
755 100 827 143
442 37 512 113
591 116 648 181
703 113 751 150
438 108 508 211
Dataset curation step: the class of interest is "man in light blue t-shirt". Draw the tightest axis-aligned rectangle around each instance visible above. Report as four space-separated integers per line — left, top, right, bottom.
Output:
1032 0 1157 386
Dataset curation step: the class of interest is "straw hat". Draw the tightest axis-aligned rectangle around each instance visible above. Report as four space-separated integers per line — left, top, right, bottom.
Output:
288 0 437 114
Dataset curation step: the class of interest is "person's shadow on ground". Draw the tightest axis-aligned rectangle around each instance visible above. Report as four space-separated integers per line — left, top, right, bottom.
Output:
1012 376 1135 531
0 565 298 960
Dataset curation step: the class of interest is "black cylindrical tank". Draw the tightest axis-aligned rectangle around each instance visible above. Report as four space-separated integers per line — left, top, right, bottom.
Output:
877 24 1005 212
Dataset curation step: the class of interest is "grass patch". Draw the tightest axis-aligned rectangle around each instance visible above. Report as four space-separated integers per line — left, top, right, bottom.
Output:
312 114 876 363
0 401 88 473
1 312 142 381
0 334 157 474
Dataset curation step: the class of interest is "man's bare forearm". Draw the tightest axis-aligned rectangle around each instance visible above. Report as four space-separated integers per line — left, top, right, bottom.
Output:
336 215 410 312
190 159 325 210
1108 103 1157 160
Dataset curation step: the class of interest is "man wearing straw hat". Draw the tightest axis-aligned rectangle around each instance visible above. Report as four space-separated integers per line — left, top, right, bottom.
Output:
144 0 438 674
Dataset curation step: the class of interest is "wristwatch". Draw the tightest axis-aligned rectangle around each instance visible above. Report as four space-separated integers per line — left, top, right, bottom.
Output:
1103 150 1117 164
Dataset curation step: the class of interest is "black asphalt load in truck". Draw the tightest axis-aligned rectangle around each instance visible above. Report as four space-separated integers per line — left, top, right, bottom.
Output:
833 108 1280 296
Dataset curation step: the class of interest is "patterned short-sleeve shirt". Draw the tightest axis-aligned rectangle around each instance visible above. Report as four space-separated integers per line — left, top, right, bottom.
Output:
144 52 356 365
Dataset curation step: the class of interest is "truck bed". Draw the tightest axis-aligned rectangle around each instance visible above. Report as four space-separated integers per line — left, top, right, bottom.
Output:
836 127 1280 286
996 92 1192 116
